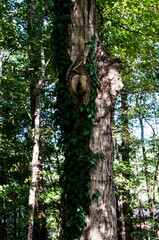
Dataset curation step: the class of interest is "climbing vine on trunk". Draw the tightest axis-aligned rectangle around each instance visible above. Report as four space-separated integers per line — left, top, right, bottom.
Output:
51 0 123 239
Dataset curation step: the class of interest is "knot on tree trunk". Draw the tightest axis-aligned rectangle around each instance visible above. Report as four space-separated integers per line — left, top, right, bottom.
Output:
71 74 87 96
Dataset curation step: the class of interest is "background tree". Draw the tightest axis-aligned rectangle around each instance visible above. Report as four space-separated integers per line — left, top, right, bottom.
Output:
95 0 158 239
0 0 54 239
0 1 31 239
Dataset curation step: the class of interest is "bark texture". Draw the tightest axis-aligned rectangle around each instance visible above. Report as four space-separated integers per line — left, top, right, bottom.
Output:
26 84 41 240
67 0 98 106
26 0 46 239
81 44 122 240
67 1 123 239
26 1 40 238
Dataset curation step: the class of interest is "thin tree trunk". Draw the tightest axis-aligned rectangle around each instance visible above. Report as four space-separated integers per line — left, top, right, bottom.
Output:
139 116 153 216
152 151 159 237
0 48 4 239
138 202 142 240
33 147 47 240
26 85 41 240
119 195 127 240
18 208 21 240
32 1 47 239
115 138 122 240
119 92 133 240
0 47 2 80
1 199 7 240
2 213 7 240
14 210 17 240
26 0 46 239
135 159 146 238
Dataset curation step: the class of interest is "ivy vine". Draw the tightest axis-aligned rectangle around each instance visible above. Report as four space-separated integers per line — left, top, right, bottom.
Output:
51 1 99 239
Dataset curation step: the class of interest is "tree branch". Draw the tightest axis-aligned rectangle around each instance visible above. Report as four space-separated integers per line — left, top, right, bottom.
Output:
104 17 149 36
44 58 50 70
2 49 17 65
136 109 156 136
95 4 153 38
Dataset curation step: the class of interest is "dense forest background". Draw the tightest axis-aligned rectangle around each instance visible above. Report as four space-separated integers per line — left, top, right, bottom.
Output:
0 0 158 239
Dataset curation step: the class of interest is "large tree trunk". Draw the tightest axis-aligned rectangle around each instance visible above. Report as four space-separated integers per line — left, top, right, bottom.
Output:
67 2 122 239
83 51 122 240
53 0 123 239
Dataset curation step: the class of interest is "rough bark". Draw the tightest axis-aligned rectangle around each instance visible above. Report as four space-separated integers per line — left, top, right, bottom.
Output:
84 48 122 239
66 1 123 239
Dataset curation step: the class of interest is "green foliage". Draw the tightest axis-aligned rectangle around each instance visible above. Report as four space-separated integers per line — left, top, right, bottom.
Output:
0 0 158 239
0 0 55 238
50 0 71 76
0 45 31 240
96 0 159 94
98 1 159 237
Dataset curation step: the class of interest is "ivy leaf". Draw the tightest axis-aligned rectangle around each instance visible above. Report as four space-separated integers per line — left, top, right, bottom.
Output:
90 158 98 165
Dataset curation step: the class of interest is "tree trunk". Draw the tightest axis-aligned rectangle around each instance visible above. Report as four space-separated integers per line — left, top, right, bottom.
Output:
139 116 153 215
26 0 46 239
119 92 133 240
26 0 40 232
18 208 21 240
1 199 7 240
135 159 146 238
33 146 47 240
82 45 122 240
32 2 47 239
53 0 123 239
0 47 2 80
115 139 122 240
26 83 41 240
14 210 17 240
152 150 159 237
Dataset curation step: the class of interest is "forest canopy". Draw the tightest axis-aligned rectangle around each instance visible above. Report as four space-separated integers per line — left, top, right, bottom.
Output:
0 0 158 239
